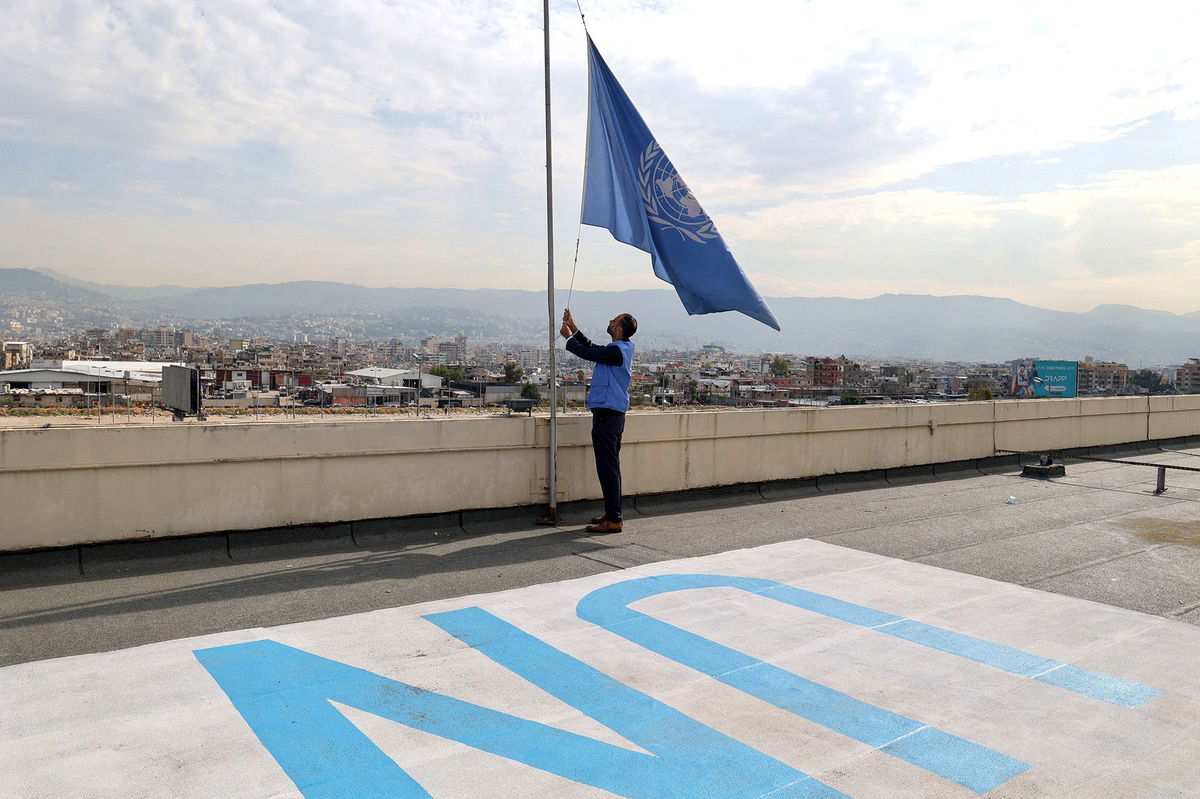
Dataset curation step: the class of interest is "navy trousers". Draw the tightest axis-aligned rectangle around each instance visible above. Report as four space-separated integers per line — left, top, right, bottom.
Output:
590 408 626 522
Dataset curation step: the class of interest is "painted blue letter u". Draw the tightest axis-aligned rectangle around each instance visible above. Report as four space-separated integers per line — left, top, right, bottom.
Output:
577 574 1159 794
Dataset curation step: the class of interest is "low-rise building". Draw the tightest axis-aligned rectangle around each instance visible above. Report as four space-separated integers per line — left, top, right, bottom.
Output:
807 357 843 387
1078 360 1129 394
346 367 442 392
1176 359 1200 394
2 341 32 370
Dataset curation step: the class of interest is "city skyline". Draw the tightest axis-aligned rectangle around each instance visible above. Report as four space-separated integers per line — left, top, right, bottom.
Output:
6 266 1200 366
2 1 1198 313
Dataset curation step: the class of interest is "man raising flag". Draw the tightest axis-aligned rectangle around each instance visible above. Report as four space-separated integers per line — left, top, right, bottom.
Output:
561 308 637 534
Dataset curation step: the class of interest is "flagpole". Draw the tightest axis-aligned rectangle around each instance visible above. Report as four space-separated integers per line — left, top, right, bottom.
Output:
538 0 560 525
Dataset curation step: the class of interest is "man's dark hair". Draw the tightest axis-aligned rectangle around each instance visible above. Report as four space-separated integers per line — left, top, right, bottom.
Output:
619 313 637 339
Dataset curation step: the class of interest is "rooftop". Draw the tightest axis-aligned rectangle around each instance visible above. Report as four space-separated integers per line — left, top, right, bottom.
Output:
2 447 1199 796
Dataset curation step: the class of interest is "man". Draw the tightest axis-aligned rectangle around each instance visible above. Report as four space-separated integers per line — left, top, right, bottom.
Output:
1011 362 1029 397
560 308 636 533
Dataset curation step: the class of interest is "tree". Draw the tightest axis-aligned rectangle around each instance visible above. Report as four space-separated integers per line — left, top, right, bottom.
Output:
770 356 791 376
503 362 524 383
1131 370 1171 393
836 392 866 405
967 387 995 401
521 382 541 402
428 365 464 381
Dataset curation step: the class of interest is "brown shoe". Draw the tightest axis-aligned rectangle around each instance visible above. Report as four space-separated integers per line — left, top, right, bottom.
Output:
590 516 606 524
585 519 623 534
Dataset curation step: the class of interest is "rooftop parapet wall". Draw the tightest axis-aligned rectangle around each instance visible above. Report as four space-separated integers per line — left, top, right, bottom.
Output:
3 395 1199 551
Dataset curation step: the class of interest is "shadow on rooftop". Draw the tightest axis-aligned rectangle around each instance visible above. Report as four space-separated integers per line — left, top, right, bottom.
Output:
0 527 606 633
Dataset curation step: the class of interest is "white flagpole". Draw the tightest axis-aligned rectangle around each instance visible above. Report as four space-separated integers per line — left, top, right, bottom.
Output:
539 0 560 524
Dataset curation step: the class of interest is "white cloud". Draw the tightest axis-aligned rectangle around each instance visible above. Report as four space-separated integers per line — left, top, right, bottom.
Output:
0 0 1197 313
582 0 1200 188
714 163 1200 312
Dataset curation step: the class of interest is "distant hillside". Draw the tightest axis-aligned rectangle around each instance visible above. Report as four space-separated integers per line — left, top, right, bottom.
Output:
33 268 195 300
0 268 112 302
157 285 1193 364
0 268 135 330
4 268 1200 364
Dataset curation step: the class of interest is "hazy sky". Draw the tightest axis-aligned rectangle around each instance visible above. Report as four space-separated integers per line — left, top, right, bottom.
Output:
2 1 1198 312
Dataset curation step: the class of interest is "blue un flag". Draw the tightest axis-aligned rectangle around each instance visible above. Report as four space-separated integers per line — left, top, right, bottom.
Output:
581 36 780 331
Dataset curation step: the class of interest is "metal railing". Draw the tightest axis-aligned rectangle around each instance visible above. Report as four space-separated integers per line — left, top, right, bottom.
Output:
997 448 1200 495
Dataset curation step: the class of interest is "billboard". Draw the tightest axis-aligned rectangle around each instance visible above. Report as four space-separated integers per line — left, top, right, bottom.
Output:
162 365 201 414
1011 360 1077 398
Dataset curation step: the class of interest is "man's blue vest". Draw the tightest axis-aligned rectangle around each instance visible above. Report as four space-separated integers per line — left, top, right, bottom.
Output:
588 339 634 412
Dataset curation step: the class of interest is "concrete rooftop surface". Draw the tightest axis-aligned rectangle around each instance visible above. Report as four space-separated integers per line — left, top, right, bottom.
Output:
3 445 1200 797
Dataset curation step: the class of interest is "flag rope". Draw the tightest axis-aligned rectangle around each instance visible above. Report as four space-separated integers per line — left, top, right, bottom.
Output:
567 229 581 309
566 0 589 311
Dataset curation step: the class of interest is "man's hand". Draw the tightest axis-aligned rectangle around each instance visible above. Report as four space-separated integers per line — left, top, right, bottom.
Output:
561 308 578 339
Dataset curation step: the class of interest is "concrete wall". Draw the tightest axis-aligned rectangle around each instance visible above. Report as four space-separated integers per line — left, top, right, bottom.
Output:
3 395 1200 551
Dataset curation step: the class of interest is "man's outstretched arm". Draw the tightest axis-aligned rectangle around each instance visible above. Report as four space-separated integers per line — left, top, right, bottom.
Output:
566 332 624 366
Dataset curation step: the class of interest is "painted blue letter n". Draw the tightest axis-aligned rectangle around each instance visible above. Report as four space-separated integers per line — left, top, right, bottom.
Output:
194 607 848 799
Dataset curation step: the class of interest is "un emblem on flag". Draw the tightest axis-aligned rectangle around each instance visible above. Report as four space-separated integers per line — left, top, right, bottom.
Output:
639 141 721 244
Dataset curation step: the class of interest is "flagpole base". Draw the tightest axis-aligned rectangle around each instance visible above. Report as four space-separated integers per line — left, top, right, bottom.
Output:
535 507 560 526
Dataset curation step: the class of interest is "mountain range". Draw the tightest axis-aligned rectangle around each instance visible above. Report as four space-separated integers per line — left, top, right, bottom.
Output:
3 267 1199 365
